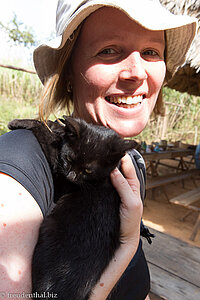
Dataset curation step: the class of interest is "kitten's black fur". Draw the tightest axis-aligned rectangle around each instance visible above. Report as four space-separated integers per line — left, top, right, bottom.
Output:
8 116 136 300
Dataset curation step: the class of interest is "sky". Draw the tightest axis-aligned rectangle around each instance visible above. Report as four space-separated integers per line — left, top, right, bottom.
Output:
0 0 58 68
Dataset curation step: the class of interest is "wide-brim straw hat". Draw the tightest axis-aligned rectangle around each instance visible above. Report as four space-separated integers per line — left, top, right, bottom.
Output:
33 0 197 84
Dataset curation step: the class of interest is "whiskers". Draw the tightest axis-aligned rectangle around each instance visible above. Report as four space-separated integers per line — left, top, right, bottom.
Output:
56 159 67 174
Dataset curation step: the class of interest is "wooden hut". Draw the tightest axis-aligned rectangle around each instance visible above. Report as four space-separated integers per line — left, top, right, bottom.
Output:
160 0 200 96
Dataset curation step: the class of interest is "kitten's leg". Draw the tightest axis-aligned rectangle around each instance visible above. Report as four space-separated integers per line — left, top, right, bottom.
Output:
8 119 42 131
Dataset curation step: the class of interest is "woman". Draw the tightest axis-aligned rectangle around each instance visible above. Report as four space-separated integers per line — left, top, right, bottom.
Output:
0 0 197 299
195 143 200 170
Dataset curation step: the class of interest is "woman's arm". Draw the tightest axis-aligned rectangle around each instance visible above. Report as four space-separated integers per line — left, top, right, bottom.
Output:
90 154 143 300
0 153 144 299
0 173 43 296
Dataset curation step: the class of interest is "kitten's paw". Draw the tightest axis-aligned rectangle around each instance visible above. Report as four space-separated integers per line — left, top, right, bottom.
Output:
8 119 25 130
8 119 41 131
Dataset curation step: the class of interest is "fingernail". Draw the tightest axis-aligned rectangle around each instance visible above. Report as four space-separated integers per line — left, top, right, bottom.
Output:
111 168 120 176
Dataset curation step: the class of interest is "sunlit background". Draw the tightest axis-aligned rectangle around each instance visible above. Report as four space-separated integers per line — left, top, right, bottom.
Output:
0 0 57 68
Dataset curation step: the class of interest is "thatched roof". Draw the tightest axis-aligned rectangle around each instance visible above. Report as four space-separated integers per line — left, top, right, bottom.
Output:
160 0 200 96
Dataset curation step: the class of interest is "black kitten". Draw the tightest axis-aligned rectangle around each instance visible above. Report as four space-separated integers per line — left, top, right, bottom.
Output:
8 116 136 300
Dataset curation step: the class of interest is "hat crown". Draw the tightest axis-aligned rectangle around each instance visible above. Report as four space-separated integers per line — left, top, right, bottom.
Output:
56 0 162 36
34 0 197 84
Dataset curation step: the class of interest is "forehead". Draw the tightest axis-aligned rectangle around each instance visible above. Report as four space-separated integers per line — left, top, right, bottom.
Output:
80 7 165 45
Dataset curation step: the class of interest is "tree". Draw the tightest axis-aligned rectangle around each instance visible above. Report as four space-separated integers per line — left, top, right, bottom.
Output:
0 14 36 47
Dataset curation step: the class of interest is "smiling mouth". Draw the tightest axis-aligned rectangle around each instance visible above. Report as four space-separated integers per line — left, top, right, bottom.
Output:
105 95 146 108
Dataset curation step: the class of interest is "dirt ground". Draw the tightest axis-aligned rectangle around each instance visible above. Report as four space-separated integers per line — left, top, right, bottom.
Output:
143 176 200 248
149 292 164 300
141 160 200 300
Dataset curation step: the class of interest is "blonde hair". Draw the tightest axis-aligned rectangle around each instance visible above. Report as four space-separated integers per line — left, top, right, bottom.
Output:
39 24 166 121
39 26 81 122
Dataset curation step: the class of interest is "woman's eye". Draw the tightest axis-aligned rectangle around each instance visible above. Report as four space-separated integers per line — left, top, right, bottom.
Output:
84 168 93 174
142 49 164 61
98 48 117 55
143 49 158 56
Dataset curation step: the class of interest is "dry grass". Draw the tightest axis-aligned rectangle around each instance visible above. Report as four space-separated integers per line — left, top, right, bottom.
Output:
1 66 200 144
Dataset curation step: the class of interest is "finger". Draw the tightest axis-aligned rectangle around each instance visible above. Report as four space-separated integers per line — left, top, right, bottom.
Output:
120 154 137 180
110 159 143 243
110 165 141 210
110 167 133 200
120 154 140 196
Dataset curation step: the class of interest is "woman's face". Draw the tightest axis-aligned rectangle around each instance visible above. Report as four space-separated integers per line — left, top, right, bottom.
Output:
71 7 166 137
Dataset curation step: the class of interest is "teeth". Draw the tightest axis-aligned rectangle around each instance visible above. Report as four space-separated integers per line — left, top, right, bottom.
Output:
108 95 144 105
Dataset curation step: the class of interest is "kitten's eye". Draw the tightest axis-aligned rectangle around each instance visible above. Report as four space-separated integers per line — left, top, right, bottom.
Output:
66 155 72 162
84 168 93 174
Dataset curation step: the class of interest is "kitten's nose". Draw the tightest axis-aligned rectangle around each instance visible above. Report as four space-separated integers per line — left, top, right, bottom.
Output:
67 171 77 181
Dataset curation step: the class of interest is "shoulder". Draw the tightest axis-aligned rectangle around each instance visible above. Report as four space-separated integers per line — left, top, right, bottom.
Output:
0 129 43 159
0 129 49 183
0 129 54 216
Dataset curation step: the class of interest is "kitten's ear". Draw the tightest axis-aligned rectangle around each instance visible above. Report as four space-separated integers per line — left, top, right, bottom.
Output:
110 139 137 162
121 139 138 152
47 120 65 137
46 120 67 146
62 116 81 138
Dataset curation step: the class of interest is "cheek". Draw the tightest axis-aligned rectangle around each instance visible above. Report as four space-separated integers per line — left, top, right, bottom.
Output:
72 65 108 102
146 61 166 114
149 61 166 92
84 64 115 91
72 63 112 122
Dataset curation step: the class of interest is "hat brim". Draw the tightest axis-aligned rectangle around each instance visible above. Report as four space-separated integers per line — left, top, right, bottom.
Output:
34 0 197 83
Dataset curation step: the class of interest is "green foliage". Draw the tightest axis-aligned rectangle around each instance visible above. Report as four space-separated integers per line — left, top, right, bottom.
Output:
0 67 42 135
0 67 67 135
0 66 200 144
0 14 36 47
0 67 42 103
0 96 38 135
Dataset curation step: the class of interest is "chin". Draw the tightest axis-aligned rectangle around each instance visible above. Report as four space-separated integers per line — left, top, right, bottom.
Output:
102 100 153 137
108 120 147 138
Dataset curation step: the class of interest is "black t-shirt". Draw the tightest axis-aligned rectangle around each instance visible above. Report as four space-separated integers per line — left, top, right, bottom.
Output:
0 129 54 215
0 129 150 299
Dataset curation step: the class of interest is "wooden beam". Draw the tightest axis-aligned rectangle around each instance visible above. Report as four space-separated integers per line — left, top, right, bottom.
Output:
143 228 200 300
0 63 36 74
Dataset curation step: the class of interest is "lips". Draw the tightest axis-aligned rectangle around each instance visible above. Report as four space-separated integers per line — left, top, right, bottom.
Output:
105 95 146 107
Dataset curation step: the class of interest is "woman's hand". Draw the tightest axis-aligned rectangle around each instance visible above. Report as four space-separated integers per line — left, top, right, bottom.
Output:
110 153 143 245
90 154 143 299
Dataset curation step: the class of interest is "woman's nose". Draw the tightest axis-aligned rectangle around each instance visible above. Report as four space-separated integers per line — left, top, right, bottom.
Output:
119 52 147 83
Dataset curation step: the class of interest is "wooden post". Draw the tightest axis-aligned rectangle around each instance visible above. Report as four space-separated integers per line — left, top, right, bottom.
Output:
161 105 168 139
